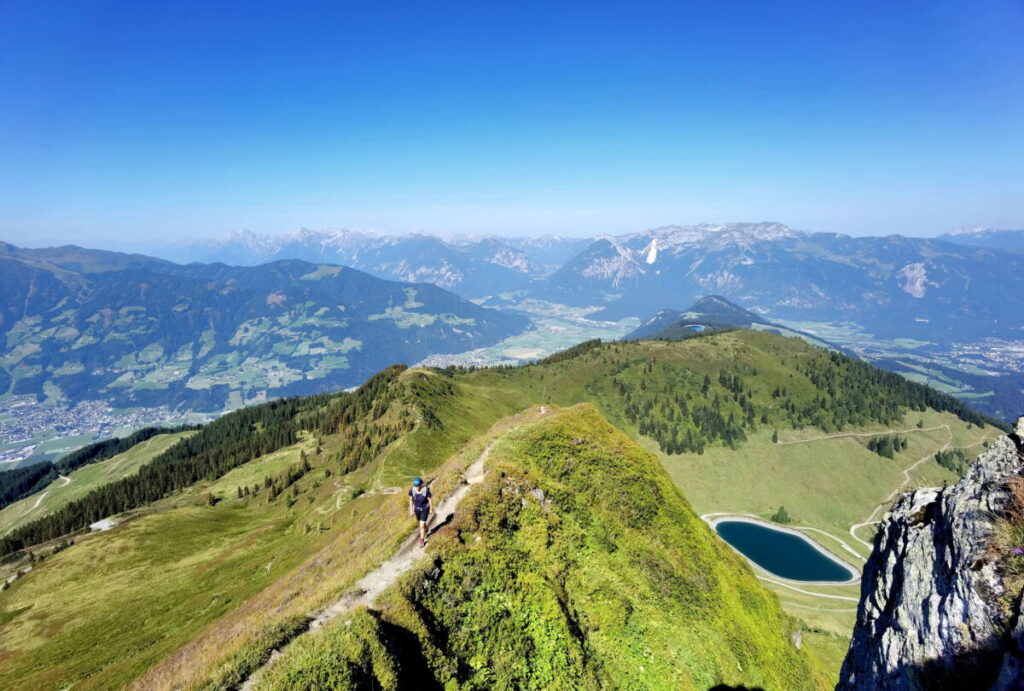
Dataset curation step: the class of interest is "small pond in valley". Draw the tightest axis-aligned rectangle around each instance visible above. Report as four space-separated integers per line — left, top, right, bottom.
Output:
714 519 857 583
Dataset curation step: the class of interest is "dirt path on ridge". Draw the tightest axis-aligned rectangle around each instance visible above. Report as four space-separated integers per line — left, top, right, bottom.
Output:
309 442 490 628
240 440 494 690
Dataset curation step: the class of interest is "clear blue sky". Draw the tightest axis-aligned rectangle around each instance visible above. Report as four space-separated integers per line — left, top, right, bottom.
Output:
1 0 1022 245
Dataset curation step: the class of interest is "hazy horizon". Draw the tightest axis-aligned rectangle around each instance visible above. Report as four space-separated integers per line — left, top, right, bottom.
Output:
9 219 1020 253
2 1 1022 245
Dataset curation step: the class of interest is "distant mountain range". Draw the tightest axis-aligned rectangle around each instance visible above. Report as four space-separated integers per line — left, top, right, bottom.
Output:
154 228 591 297
12 221 1024 421
156 223 1024 341
937 225 1024 252
0 243 528 411
531 223 1024 341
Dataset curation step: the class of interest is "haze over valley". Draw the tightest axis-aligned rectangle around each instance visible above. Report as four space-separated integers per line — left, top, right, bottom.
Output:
6 222 1024 466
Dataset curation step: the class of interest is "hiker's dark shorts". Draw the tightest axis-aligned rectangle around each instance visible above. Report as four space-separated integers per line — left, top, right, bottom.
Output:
414 506 430 522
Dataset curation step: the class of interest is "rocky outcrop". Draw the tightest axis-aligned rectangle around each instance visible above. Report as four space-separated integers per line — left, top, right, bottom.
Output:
839 423 1024 690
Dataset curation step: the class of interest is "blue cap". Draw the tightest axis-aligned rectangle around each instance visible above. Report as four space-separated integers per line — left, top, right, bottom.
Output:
412 477 423 486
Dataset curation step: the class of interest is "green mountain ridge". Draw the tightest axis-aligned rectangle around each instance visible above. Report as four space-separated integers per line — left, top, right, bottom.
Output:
627 295 839 351
260 405 825 690
0 330 1005 689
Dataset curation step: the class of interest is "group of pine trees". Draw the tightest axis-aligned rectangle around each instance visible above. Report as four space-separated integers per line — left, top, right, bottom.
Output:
612 345 1007 458
935 448 970 474
618 365 755 454
0 423 200 512
0 397 308 555
299 365 453 474
866 434 908 458
234 452 315 507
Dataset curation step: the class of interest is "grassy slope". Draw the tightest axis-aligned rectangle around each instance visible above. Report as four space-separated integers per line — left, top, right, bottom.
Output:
0 430 417 690
0 431 196 536
664 409 995 542
262 405 828 690
0 371 526 691
426 333 1000 655
0 331 1002 688
454 334 999 546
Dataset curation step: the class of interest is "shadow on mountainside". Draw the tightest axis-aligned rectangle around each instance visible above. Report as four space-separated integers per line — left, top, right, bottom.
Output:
840 629 1022 690
907 639 1010 691
376 615 444 691
709 685 765 691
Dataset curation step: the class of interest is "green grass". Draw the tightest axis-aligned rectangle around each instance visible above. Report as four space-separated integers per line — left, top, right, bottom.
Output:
262 405 828 690
658 409 996 550
0 437 400 690
0 431 195 536
205 435 316 500
0 498 326 689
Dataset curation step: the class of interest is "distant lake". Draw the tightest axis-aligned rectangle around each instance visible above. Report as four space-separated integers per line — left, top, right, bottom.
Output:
715 520 856 583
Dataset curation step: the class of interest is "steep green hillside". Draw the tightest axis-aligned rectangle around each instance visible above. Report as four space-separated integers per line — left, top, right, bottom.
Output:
260 405 825 690
0 431 195 536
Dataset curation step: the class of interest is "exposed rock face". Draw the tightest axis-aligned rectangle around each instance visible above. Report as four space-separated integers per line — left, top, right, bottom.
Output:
839 426 1024 690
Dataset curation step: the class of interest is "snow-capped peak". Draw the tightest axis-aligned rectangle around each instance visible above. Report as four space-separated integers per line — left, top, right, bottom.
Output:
619 222 800 252
943 225 997 237
644 238 658 264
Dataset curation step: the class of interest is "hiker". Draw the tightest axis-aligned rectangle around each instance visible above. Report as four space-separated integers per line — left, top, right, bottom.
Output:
408 477 432 548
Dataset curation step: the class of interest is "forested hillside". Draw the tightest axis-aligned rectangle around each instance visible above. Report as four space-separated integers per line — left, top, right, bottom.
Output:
0 424 198 513
3 331 1003 556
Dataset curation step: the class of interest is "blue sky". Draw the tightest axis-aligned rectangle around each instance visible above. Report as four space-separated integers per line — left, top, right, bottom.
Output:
1 0 1022 244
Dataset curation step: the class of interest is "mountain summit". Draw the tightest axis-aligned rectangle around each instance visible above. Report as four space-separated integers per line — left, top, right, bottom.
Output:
625 294 835 350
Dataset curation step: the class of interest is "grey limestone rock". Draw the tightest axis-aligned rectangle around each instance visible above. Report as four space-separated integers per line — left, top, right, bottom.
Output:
839 426 1024 690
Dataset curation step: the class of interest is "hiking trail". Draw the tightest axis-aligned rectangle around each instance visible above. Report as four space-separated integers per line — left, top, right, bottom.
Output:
776 423 956 551
775 424 947 446
240 440 494 690
28 475 70 512
848 424 952 549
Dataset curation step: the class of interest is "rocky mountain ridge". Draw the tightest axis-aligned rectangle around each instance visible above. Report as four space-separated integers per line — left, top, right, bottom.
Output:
839 419 1024 689
938 226 1024 253
128 223 1024 342
151 227 591 296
